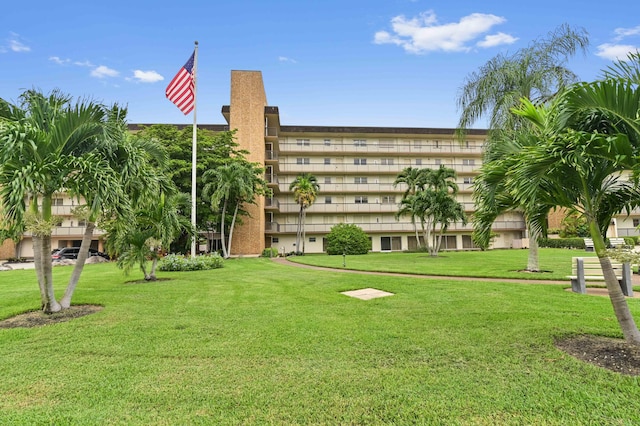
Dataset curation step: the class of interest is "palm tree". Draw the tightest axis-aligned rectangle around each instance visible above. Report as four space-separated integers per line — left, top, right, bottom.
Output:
508 77 640 345
202 161 269 258
457 24 589 271
396 194 423 249
60 109 168 306
393 167 427 197
106 191 193 280
0 89 123 313
289 173 320 254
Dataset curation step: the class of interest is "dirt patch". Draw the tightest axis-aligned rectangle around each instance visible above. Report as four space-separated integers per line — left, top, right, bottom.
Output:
125 277 172 284
0 305 103 329
556 335 640 376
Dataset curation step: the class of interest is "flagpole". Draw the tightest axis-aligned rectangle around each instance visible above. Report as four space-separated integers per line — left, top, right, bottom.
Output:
191 41 198 258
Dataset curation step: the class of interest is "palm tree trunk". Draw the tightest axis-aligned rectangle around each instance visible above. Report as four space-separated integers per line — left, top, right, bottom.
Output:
60 222 95 308
219 200 228 258
527 224 540 272
412 216 420 249
149 257 158 281
589 221 640 345
227 203 240 257
32 235 48 309
40 234 60 313
302 208 307 254
295 207 303 252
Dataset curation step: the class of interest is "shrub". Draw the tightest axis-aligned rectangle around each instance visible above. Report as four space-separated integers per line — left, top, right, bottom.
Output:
158 253 224 271
261 247 279 257
325 223 371 255
539 238 585 249
624 237 636 247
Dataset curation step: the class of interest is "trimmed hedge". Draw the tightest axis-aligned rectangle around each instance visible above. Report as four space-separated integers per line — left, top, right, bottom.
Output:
158 253 224 271
539 238 585 249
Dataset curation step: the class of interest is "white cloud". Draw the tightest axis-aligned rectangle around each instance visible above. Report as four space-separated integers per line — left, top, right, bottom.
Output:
374 10 514 54
477 32 518 48
91 65 119 78
74 60 94 67
2 32 30 53
614 25 640 41
278 56 298 63
49 56 70 65
130 70 164 83
595 43 639 61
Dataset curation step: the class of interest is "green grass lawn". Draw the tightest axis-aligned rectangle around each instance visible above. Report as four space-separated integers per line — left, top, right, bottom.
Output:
288 248 598 281
1 255 640 424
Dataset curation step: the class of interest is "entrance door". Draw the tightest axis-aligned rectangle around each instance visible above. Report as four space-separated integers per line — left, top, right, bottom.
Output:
381 237 391 251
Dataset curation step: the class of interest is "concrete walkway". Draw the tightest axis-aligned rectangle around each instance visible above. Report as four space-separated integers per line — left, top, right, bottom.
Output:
270 257 640 299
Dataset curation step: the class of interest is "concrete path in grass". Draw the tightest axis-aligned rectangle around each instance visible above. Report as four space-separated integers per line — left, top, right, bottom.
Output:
270 256 640 299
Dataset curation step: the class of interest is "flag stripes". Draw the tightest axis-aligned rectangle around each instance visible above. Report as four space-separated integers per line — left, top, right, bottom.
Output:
166 51 195 114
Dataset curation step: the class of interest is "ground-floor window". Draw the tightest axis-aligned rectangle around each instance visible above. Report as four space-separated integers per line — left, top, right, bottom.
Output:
462 235 478 249
440 235 457 250
381 236 402 251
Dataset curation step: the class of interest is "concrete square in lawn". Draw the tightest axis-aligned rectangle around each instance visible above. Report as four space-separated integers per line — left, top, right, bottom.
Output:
341 288 394 300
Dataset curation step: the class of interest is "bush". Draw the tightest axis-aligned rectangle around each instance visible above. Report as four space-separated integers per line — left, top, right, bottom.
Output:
325 223 371 255
624 237 636 247
158 253 224 271
261 247 279 257
539 238 585 249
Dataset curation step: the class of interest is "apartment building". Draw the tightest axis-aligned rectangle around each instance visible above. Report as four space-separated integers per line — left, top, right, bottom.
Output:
214 70 528 255
5 69 636 259
0 192 106 259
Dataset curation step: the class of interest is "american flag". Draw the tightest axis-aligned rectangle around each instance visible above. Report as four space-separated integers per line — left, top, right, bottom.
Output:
165 51 195 114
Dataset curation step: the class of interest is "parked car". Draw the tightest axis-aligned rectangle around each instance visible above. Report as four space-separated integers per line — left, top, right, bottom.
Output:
52 247 110 261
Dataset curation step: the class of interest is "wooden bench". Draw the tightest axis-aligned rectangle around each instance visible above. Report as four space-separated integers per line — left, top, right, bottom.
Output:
584 238 594 252
568 257 633 296
609 237 628 248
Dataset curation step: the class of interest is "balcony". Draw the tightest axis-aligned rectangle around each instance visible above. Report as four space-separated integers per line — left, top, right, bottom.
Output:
272 219 523 234
265 221 280 232
279 141 483 156
265 197 280 210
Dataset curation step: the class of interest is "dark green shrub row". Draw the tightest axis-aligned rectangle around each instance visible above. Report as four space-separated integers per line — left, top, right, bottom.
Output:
539 238 585 249
158 253 224 271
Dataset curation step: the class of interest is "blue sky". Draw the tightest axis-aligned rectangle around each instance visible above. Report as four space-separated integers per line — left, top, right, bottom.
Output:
1 0 639 129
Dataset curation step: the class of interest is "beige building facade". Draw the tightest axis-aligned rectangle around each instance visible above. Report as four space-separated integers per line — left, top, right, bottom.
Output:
217 70 528 255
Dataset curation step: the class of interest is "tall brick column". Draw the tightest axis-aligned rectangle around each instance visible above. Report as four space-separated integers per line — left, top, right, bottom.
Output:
227 70 267 255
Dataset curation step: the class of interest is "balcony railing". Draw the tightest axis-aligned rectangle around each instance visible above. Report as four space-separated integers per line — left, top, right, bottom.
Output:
265 127 278 138
265 197 280 209
271 220 524 234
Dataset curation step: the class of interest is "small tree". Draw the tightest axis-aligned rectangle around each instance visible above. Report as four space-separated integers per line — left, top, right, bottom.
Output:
325 223 371 255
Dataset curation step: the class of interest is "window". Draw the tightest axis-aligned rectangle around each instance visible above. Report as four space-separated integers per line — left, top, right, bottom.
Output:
309 237 316 243
462 159 475 166
296 158 310 165
324 139 331 146
325 197 332 204
381 158 394 165
296 139 310 146
415 159 422 166
435 159 442 165
434 140 440 148
465 141 471 148
463 177 474 184
634 219 640 227
52 198 64 206
272 237 279 243
78 220 87 227
355 196 368 204
324 158 331 165
324 177 332 184
354 177 368 184
382 196 396 204
354 139 367 146
354 158 367 165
